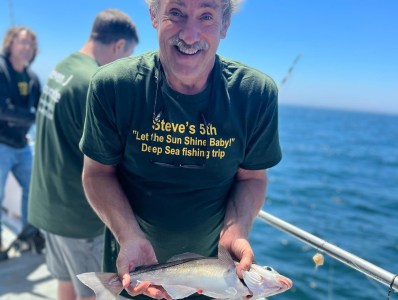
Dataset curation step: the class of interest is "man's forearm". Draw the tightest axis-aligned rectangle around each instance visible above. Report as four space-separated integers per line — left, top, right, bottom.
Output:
221 169 267 242
0 98 36 125
82 156 145 244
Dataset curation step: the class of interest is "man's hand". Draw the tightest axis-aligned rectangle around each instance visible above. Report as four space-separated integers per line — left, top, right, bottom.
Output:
117 237 172 299
219 237 254 279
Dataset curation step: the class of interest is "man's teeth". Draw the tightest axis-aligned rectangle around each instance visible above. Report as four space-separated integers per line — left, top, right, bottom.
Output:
177 46 199 55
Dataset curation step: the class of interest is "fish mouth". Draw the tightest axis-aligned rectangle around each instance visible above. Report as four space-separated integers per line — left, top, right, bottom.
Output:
250 276 292 297
278 276 293 290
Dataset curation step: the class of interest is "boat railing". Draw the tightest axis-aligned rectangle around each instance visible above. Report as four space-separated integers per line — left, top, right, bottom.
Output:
257 210 398 297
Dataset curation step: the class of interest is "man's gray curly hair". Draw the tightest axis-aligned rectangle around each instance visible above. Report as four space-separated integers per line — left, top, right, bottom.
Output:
145 0 241 24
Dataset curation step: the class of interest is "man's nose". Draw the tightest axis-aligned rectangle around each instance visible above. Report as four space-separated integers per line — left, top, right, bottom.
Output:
24 43 33 50
178 19 201 45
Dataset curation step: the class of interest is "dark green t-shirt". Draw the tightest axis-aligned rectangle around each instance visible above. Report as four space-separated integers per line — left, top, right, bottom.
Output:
80 51 281 299
28 52 104 238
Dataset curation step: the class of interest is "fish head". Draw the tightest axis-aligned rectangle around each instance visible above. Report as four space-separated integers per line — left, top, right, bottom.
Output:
242 264 292 298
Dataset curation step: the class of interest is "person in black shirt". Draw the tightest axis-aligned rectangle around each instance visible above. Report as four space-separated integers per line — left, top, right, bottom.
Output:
0 26 41 250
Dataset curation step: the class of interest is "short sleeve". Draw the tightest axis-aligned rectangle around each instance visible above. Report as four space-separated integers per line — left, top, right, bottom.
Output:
79 74 123 165
241 80 282 170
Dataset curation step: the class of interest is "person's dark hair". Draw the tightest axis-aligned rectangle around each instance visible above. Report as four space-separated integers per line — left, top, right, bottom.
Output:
90 9 139 45
2 26 38 65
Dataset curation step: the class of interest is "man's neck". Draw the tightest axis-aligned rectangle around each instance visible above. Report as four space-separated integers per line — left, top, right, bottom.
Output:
80 40 96 61
159 57 215 95
162 68 209 95
80 40 111 66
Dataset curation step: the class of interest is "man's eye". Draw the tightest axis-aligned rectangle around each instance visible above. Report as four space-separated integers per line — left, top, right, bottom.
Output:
201 14 213 21
169 10 183 18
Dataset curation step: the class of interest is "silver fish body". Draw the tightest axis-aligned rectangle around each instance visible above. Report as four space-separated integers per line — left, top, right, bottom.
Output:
127 253 249 299
77 246 292 300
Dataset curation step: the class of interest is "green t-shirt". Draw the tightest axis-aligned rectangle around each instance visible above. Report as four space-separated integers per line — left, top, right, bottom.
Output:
80 51 281 299
28 52 104 238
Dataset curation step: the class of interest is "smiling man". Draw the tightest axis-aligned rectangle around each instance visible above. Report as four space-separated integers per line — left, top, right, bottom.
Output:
79 1 282 299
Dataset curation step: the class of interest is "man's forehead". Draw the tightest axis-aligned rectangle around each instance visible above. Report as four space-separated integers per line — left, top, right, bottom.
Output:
163 0 221 10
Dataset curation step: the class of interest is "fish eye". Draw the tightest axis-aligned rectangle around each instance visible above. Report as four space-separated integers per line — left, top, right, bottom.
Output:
265 266 274 271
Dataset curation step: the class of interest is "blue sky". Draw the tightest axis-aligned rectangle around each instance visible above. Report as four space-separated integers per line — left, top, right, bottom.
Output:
1 0 397 115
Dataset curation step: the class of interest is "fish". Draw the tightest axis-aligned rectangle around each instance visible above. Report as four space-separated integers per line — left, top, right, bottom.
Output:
77 245 292 300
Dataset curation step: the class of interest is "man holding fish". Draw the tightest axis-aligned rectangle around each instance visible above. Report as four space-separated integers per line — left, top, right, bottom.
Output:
79 0 283 299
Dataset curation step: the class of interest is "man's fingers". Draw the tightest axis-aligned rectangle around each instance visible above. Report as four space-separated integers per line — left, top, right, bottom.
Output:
135 281 151 293
122 273 131 289
126 281 150 295
126 282 171 300
144 285 172 300
237 255 252 278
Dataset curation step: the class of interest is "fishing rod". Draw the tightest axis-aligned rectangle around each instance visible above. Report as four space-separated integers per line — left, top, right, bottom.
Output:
279 54 302 91
257 210 398 294
8 0 16 26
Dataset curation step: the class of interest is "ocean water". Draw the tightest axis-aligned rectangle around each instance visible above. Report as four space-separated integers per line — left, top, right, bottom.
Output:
250 105 398 299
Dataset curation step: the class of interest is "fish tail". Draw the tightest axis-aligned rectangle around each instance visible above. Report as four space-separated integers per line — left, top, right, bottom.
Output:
77 272 123 300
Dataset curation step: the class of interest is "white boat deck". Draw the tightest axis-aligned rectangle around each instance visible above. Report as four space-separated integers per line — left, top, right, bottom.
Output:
1 174 56 299
0 222 56 300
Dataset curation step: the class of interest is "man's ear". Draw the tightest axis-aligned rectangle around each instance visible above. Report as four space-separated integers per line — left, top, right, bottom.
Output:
114 39 126 54
150 7 159 28
220 20 230 39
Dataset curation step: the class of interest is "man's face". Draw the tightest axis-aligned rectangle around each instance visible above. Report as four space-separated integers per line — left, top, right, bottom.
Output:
151 0 229 87
10 30 35 66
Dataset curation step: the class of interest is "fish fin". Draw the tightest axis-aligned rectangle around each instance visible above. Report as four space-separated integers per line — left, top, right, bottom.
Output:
167 252 205 262
217 245 236 270
202 287 239 299
77 272 123 300
225 286 239 296
162 284 197 299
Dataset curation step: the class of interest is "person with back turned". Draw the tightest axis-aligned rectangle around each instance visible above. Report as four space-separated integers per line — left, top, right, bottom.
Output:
0 26 41 251
28 9 139 300
79 1 282 299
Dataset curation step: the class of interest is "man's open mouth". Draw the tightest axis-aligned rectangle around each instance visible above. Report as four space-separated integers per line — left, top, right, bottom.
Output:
174 45 201 55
